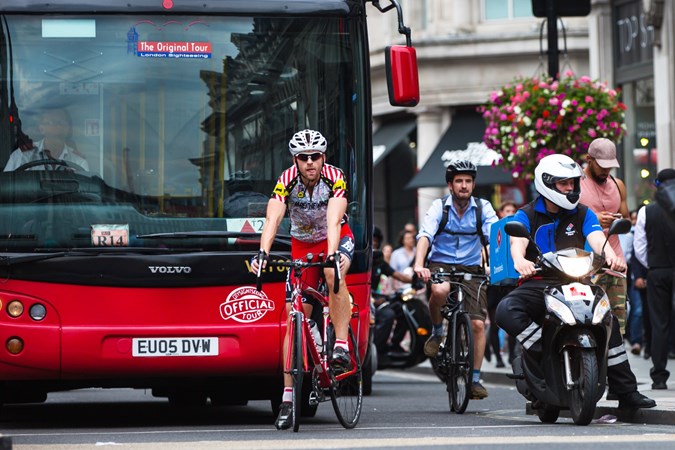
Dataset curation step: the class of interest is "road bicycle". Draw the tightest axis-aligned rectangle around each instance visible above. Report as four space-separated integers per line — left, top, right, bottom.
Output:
430 268 489 414
256 251 363 431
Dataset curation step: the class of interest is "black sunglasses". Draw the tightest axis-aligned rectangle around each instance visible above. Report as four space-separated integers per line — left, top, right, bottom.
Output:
295 152 323 162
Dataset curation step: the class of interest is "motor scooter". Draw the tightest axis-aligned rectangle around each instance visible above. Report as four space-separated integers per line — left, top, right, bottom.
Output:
503 218 632 425
372 285 432 370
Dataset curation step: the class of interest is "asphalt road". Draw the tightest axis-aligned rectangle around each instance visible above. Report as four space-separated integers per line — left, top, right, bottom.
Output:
2 369 675 449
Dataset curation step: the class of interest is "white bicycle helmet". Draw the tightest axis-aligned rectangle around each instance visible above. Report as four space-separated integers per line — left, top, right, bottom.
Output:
534 154 583 210
288 129 327 156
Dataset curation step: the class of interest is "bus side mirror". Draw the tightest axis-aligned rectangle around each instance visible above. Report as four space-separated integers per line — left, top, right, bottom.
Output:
385 45 419 107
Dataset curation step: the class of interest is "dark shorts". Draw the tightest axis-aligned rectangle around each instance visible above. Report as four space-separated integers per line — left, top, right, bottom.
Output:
286 224 354 303
428 262 488 321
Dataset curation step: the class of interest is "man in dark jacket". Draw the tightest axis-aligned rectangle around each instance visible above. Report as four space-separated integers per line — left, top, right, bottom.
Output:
634 168 675 390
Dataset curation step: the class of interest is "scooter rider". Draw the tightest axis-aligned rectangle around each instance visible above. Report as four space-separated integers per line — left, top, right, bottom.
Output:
495 154 656 409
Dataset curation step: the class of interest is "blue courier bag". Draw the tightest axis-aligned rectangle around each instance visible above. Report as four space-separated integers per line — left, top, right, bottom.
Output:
489 216 520 286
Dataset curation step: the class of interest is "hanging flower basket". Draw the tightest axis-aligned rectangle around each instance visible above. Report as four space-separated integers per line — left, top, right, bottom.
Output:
479 72 627 180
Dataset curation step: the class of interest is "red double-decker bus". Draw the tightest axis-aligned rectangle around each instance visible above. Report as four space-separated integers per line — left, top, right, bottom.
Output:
0 0 418 411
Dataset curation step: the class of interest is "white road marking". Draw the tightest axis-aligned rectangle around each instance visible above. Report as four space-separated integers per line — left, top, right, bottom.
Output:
13 434 675 449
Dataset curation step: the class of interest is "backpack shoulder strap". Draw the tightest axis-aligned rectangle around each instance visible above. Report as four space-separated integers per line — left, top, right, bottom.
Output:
433 194 451 240
474 197 487 247
474 197 489 266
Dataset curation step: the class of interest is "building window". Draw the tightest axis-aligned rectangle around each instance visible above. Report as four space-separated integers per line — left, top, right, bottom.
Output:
484 0 532 21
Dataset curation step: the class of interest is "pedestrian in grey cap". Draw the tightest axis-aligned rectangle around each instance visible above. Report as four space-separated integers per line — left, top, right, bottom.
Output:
579 137 657 408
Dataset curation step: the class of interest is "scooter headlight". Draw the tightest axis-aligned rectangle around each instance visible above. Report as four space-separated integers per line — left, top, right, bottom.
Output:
592 295 611 324
557 252 594 278
545 295 576 325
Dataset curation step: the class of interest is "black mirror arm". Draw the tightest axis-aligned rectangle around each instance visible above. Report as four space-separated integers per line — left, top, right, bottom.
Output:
371 0 412 46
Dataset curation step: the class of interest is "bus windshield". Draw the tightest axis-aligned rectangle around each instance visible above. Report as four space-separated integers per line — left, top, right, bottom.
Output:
0 13 368 253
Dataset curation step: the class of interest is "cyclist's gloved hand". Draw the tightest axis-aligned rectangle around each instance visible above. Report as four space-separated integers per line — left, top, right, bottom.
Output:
250 250 269 274
327 251 346 272
411 273 425 291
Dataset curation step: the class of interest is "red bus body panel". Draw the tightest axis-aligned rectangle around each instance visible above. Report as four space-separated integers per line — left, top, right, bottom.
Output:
0 274 369 382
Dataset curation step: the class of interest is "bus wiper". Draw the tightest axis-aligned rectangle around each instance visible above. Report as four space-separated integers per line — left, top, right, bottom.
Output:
0 252 69 266
136 231 292 247
0 247 200 266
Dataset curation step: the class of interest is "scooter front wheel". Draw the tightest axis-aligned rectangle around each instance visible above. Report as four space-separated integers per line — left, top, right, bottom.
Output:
567 348 599 426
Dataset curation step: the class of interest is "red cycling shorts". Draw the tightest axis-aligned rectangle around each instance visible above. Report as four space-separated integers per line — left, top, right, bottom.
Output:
287 223 354 302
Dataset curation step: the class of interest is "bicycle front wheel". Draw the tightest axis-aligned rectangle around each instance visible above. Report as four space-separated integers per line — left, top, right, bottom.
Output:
449 313 474 414
329 324 363 429
290 312 304 432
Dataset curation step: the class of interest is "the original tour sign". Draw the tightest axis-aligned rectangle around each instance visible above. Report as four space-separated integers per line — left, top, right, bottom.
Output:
137 41 212 59
220 286 275 323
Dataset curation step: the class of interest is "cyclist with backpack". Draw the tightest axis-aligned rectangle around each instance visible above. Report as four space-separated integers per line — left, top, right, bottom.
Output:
413 160 498 399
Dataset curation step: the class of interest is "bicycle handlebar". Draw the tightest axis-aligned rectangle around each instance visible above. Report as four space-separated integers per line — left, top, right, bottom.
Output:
256 252 342 294
430 269 489 284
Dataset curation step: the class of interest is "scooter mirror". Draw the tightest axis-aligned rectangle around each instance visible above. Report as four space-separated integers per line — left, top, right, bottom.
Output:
608 218 631 236
504 221 530 238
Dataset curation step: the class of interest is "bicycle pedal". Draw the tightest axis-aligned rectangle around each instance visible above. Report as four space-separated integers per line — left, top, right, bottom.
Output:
308 391 320 406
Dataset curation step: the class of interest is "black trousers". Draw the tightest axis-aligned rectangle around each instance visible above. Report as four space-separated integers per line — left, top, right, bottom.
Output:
647 267 675 384
496 279 637 395
639 287 651 354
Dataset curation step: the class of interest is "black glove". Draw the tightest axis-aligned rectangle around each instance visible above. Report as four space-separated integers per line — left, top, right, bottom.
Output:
251 250 268 268
411 273 425 290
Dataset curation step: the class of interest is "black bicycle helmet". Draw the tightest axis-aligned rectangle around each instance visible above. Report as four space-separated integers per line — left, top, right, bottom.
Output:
445 160 477 183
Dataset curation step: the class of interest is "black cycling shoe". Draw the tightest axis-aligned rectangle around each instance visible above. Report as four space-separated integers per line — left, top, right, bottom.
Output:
330 347 352 374
275 402 293 430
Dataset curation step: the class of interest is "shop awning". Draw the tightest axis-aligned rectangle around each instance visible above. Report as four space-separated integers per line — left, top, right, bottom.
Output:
373 118 416 166
406 112 512 188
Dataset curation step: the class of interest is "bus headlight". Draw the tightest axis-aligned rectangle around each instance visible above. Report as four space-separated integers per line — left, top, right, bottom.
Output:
29 303 47 321
6 337 24 354
7 300 24 318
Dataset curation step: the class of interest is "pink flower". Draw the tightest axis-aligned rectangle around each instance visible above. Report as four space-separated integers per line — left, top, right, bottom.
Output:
479 73 625 181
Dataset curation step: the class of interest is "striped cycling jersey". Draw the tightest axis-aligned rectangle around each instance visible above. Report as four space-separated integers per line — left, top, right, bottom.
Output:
272 163 348 243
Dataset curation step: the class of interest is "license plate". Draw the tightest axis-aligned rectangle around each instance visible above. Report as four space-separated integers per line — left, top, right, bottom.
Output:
561 283 593 301
132 337 219 357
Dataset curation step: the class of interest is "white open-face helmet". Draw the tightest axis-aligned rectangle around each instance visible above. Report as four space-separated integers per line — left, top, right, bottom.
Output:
534 154 583 210
288 129 327 156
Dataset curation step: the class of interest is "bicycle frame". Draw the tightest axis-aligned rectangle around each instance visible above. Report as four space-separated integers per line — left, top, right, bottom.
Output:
257 252 364 430
270 256 360 387
430 268 489 413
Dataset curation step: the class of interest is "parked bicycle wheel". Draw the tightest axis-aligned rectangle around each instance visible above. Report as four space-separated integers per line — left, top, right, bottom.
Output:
328 324 363 428
449 312 473 414
291 312 304 432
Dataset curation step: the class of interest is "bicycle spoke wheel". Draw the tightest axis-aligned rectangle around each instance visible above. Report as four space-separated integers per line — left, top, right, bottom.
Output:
330 325 363 429
291 312 304 432
450 313 473 414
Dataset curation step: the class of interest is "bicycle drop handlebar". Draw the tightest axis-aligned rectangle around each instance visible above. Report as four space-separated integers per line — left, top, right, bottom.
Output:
256 252 342 294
